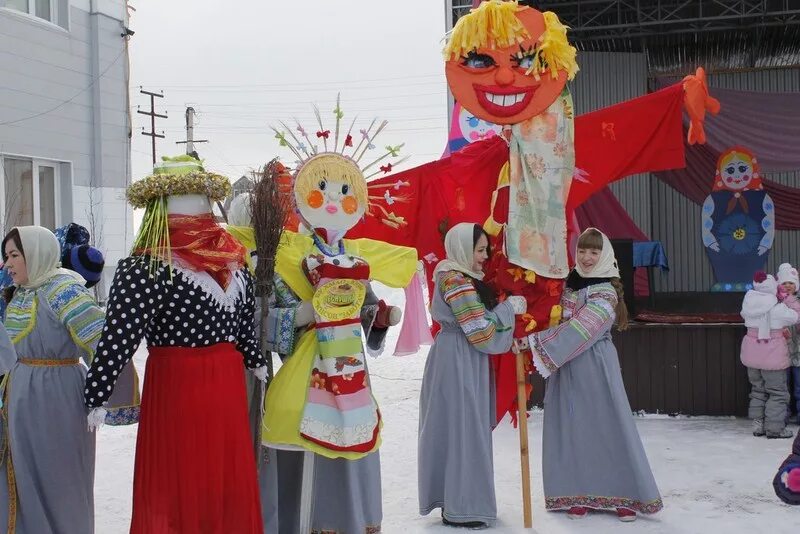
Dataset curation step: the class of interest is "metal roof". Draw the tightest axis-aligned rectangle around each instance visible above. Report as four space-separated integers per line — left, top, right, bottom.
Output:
450 0 800 75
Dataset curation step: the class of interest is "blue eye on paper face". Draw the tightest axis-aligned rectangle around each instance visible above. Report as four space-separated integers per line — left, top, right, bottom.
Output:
468 116 480 128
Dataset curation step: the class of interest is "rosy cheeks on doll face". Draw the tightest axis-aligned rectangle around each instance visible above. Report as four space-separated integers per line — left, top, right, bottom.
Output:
341 196 358 215
306 190 324 209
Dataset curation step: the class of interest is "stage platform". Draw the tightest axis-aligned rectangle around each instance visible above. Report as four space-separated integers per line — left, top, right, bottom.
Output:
529 319 751 417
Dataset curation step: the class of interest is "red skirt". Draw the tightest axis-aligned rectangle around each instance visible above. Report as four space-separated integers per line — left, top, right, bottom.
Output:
130 343 262 534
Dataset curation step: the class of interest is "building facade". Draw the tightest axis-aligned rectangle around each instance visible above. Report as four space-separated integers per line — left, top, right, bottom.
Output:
0 0 132 294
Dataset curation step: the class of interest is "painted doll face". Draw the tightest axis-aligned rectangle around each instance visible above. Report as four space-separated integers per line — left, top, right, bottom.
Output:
294 154 367 232
720 157 754 191
458 107 502 143
445 8 568 125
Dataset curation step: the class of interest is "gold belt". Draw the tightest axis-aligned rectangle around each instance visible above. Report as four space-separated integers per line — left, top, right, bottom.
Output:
18 358 80 367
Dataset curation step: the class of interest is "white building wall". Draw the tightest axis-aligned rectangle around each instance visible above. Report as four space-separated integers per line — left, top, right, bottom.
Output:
0 0 132 296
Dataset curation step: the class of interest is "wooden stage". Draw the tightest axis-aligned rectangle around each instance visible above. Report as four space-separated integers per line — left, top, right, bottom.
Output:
529 294 751 416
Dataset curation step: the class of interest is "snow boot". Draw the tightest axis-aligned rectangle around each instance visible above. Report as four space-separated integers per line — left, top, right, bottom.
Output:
441 517 488 530
753 418 766 436
767 427 794 439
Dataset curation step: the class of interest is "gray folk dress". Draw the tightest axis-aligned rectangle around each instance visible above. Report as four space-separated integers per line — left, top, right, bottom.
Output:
529 281 663 514
0 274 105 533
259 275 387 534
418 270 515 526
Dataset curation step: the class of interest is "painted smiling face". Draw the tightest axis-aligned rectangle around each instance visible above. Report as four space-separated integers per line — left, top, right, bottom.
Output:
294 153 367 232
458 106 502 142
445 5 575 125
714 148 761 193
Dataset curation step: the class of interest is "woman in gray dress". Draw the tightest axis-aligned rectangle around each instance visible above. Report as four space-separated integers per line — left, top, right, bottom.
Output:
0 226 106 533
524 228 663 522
418 223 526 529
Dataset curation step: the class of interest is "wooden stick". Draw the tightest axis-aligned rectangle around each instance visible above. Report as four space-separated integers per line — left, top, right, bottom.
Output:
515 348 533 528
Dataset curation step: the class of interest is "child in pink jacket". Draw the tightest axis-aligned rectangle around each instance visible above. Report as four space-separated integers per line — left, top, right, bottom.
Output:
740 272 798 439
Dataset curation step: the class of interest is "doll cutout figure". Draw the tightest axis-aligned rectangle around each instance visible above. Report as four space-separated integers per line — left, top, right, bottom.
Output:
702 146 775 291
261 100 417 533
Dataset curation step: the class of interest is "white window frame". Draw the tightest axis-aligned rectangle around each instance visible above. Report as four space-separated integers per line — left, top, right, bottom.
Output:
0 154 64 231
0 0 68 32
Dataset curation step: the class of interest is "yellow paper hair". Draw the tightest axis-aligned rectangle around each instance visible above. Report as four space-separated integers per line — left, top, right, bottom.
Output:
444 2 579 82
529 11 579 81
444 0 529 60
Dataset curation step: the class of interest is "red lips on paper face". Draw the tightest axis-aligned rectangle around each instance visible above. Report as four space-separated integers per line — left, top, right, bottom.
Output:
473 84 537 118
325 204 339 214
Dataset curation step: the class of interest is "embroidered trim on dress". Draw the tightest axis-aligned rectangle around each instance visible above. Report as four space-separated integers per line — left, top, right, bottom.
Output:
530 334 558 374
545 495 664 514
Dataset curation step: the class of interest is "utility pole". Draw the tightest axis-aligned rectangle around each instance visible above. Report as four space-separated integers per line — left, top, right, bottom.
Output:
176 106 208 157
137 88 166 166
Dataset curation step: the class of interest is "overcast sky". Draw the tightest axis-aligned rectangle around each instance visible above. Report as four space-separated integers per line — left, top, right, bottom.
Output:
128 0 449 183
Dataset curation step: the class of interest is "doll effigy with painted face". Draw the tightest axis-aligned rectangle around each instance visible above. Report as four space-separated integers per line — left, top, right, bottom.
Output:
259 103 417 533
350 0 720 426
702 146 775 291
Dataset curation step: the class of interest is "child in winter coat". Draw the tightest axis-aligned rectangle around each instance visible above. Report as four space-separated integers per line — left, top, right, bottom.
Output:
773 432 800 505
740 272 798 439
776 263 800 425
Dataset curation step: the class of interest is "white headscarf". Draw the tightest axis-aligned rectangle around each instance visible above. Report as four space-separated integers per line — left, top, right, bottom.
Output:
228 193 253 228
433 222 485 281
575 228 620 279
13 226 85 289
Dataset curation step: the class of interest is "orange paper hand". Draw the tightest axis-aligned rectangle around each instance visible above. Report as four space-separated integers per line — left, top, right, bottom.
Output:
682 67 721 145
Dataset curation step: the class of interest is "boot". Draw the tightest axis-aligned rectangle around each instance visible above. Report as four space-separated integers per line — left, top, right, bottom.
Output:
753 418 766 436
766 427 794 439
567 507 588 519
616 508 637 522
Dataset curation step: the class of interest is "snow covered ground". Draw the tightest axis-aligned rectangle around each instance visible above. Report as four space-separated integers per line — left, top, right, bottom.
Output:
94 285 798 533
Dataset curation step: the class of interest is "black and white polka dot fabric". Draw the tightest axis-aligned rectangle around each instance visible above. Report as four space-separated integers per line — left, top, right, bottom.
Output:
84 256 264 408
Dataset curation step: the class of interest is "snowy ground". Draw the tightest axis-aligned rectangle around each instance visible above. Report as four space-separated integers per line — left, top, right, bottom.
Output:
95 285 798 533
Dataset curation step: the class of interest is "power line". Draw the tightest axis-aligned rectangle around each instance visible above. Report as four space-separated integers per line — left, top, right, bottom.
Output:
0 48 125 126
130 73 444 89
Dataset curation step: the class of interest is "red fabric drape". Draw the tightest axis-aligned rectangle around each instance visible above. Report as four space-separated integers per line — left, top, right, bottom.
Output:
655 133 800 230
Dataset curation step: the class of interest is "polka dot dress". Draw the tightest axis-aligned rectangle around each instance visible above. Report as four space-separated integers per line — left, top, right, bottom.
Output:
84 256 264 408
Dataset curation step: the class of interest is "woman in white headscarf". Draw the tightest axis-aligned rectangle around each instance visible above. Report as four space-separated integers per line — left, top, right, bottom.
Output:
524 228 662 522
0 226 105 533
418 222 527 529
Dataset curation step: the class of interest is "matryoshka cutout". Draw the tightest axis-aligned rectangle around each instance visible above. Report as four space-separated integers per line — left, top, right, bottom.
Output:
702 146 775 291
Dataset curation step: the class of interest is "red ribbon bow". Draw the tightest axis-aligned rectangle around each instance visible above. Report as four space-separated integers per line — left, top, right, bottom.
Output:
316 130 330 139
380 163 393 174
344 134 353 147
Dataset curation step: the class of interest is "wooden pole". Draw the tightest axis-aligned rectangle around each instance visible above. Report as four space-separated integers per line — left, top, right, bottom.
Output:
515 348 533 528
298 451 316 532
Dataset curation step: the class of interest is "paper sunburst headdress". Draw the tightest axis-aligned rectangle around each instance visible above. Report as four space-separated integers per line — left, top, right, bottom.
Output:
271 95 412 229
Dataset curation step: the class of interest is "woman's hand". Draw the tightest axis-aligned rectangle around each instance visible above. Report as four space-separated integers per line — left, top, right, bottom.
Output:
513 337 530 354
507 295 527 315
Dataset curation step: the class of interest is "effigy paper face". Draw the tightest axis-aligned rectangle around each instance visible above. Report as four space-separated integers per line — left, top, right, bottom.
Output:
445 8 568 125
294 153 367 232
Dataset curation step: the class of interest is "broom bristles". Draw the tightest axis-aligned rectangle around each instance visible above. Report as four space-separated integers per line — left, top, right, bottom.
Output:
250 158 287 299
